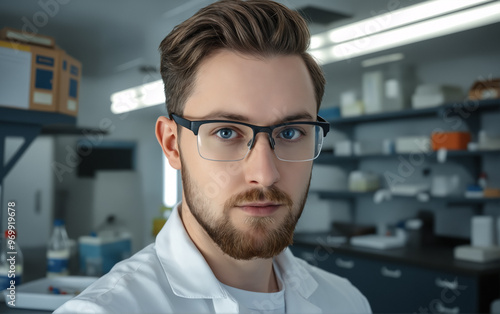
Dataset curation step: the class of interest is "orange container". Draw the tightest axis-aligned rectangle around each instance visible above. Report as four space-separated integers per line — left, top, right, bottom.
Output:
431 131 471 151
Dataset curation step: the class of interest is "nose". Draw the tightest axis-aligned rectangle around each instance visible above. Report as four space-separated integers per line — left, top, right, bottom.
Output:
244 133 280 187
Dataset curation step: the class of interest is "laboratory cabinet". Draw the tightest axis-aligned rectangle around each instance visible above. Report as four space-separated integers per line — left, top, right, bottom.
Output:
290 241 500 313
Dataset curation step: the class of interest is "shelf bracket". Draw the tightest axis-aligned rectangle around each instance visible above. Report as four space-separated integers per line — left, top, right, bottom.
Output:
0 122 42 182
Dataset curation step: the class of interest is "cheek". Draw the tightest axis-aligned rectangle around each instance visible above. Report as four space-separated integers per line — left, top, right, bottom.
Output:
193 160 244 202
278 163 311 192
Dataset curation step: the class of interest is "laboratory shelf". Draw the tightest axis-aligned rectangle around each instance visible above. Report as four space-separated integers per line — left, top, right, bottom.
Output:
315 149 500 164
0 107 108 183
315 189 500 204
0 106 76 125
0 107 82 183
327 98 500 126
314 190 374 199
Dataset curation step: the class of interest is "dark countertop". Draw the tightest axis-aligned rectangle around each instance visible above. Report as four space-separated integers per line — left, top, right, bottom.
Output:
293 232 500 276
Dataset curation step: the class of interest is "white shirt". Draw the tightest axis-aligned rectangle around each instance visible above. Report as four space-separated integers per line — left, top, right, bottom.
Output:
55 204 372 313
220 261 285 314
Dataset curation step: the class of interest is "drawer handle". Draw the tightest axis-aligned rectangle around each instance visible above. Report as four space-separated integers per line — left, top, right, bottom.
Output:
435 277 458 290
335 258 354 269
436 301 459 314
381 266 402 278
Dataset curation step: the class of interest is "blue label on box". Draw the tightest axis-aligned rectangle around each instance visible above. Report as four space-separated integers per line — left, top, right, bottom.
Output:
0 274 22 290
36 55 54 67
63 60 67 71
69 78 78 98
70 65 79 76
35 69 53 90
47 258 69 273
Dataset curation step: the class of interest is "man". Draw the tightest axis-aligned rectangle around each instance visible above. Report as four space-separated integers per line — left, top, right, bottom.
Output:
55 0 371 313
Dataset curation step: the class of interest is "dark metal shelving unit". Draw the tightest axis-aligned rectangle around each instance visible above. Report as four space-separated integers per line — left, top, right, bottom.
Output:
0 107 77 182
0 107 107 230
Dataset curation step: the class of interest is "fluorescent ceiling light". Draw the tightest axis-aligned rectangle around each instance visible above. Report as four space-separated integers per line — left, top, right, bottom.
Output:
111 79 165 114
310 1 500 65
311 0 491 49
361 53 404 67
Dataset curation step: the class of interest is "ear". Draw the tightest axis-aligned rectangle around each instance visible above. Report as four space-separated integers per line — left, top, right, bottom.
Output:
155 116 181 170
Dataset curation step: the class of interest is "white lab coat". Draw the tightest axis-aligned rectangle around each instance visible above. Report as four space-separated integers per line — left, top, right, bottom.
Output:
55 204 371 313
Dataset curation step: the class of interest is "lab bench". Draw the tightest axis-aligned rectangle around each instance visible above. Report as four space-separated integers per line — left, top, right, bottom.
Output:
291 232 500 314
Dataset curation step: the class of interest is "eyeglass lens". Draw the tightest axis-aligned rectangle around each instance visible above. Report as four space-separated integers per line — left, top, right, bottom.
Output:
196 122 324 161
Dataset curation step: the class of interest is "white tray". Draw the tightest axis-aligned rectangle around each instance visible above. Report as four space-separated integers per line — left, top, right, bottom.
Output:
2 276 98 311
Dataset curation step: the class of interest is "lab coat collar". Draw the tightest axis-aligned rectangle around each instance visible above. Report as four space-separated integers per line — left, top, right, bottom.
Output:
155 203 320 312
156 203 228 299
276 250 322 313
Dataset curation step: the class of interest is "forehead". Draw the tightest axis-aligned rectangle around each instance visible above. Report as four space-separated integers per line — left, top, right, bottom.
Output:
183 50 316 123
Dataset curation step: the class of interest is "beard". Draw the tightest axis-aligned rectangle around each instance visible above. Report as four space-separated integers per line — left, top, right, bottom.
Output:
180 157 311 260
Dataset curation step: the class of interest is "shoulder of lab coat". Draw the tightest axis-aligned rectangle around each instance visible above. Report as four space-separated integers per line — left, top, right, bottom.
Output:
54 204 371 313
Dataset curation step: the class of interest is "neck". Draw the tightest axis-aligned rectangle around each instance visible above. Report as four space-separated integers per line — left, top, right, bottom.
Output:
179 202 279 293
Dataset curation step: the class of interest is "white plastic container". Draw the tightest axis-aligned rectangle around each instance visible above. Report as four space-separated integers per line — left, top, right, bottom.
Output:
471 216 495 247
47 219 70 278
348 171 380 192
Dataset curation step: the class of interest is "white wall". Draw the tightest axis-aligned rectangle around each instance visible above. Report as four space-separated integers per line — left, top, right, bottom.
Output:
3 137 54 248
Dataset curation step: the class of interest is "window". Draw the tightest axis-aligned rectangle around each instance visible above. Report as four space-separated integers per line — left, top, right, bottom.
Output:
162 154 178 207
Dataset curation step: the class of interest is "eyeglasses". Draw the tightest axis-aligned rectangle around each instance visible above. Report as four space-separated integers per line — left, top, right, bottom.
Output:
170 114 330 162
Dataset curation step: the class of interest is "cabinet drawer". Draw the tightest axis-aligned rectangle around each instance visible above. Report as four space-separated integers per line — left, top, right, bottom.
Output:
416 269 477 313
289 245 480 313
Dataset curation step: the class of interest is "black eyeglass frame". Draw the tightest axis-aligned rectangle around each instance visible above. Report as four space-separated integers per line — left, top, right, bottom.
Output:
169 113 330 151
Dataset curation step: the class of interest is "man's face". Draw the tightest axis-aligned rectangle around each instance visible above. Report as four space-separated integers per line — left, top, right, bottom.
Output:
179 50 317 260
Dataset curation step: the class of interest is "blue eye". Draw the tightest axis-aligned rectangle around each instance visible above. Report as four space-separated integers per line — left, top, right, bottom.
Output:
216 128 236 139
280 128 300 140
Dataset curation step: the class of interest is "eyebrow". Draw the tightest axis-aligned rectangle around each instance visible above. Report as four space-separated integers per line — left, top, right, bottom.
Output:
201 111 315 124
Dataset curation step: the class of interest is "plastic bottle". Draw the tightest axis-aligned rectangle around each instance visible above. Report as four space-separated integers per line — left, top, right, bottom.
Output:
478 172 488 190
47 219 70 277
0 230 23 290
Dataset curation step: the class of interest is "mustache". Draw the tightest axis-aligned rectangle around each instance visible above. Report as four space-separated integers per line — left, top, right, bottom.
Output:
224 186 293 210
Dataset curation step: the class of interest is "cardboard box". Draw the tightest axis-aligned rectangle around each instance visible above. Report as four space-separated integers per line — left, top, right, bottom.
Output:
57 51 81 116
469 79 500 100
0 40 60 112
431 131 471 151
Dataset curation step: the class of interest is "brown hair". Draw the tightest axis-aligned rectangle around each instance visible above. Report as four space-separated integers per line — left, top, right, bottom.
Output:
159 0 325 116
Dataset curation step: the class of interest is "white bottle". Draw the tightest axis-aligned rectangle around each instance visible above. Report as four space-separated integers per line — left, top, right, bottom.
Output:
0 230 23 290
47 219 70 277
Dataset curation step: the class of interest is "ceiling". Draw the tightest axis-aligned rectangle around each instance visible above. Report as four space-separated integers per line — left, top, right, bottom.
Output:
0 0 424 77
1 0 499 122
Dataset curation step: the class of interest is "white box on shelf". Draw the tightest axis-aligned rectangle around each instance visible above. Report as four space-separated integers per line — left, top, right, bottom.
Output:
348 171 380 192
362 71 384 114
395 136 431 153
334 140 353 156
411 84 463 109
310 165 347 191
353 140 384 156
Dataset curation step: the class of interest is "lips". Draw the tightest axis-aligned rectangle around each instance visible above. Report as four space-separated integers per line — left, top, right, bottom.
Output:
237 203 281 216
